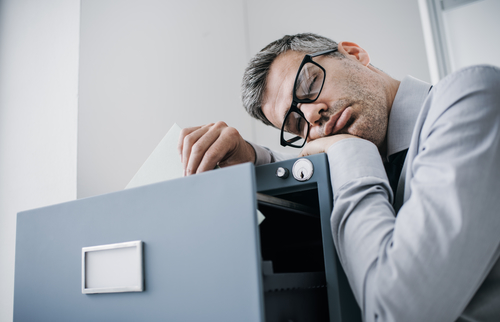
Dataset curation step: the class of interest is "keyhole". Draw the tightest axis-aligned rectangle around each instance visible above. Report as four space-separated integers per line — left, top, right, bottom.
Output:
300 170 304 179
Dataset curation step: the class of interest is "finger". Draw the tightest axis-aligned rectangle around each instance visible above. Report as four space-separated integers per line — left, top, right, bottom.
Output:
185 123 228 175
299 140 325 157
299 146 311 157
182 124 214 175
178 125 203 160
195 127 240 173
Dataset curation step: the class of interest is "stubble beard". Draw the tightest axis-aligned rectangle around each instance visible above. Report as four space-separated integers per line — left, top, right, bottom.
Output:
322 61 389 148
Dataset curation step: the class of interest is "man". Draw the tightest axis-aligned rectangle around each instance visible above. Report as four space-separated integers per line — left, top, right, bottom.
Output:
178 33 500 321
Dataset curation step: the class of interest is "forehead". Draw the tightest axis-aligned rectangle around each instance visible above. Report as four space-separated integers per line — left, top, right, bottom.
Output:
262 51 304 128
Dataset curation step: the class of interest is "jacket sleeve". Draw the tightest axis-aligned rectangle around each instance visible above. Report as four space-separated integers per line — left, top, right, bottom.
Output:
246 141 297 165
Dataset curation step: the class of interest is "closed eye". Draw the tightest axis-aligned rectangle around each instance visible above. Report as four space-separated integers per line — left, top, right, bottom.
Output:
297 72 321 100
284 111 304 136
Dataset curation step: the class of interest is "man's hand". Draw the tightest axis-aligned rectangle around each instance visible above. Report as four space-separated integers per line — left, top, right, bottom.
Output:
177 122 255 176
299 134 358 157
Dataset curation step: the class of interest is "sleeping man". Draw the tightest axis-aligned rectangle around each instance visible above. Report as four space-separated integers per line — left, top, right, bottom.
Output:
178 33 500 321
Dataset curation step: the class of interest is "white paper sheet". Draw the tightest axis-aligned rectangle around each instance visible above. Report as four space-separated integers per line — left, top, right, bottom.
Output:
125 123 183 189
125 123 265 224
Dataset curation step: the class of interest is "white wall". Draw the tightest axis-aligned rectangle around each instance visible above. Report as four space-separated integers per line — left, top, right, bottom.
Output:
0 1 80 321
78 0 430 198
77 0 253 198
443 0 500 71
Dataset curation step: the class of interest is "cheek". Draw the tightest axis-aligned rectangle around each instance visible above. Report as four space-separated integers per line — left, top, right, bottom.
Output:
320 82 342 102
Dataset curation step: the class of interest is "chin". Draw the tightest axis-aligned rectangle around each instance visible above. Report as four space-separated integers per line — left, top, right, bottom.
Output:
349 124 386 148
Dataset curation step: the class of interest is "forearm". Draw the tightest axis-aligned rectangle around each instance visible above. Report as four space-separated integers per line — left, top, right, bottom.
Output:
327 139 395 310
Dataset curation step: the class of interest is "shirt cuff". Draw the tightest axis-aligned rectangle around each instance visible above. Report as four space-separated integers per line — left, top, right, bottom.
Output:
246 141 272 166
326 138 388 193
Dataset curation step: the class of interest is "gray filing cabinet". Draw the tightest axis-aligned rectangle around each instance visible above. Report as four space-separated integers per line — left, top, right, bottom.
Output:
14 153 361 321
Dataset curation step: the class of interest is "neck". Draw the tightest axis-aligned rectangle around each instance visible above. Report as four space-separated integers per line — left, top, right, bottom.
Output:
367 64 401 114
367 65 401 158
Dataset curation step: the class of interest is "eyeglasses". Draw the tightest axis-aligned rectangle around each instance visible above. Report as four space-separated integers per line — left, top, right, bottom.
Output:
280 48 338 148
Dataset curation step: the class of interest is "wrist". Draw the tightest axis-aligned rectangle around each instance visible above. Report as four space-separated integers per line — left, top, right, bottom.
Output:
245 140 256 164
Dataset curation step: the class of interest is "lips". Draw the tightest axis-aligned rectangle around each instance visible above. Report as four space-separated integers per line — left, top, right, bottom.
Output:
324 106 353 136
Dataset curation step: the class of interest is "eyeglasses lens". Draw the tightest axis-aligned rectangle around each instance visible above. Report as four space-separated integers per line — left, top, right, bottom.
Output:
295 63 324 101
283 111 308 147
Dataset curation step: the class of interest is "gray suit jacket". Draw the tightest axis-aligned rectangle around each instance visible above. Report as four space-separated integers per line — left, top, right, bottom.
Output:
251 65 500 321
327 65 500 321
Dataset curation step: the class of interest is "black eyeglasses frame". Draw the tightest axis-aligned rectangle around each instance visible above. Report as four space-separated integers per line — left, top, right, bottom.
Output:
280 48 338 148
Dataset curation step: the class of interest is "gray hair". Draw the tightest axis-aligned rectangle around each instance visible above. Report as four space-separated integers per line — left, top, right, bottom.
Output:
241 33 344 126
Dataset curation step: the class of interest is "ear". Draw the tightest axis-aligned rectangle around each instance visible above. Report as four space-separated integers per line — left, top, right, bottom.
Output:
338 41 370 66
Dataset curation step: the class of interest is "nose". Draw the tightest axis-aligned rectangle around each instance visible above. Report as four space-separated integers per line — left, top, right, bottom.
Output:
301 102 326 123
300 102 327 139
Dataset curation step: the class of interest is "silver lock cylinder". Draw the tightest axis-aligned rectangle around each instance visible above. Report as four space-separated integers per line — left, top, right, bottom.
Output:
276 167 289 179
292 158 314 181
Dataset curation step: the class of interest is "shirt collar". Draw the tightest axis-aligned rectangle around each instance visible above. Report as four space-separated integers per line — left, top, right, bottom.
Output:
386 75 432 158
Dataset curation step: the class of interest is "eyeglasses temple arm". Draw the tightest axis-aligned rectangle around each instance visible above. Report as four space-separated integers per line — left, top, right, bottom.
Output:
310 48 338 58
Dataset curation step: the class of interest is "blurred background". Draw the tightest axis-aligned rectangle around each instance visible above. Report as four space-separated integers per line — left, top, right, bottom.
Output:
1 0 498 320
